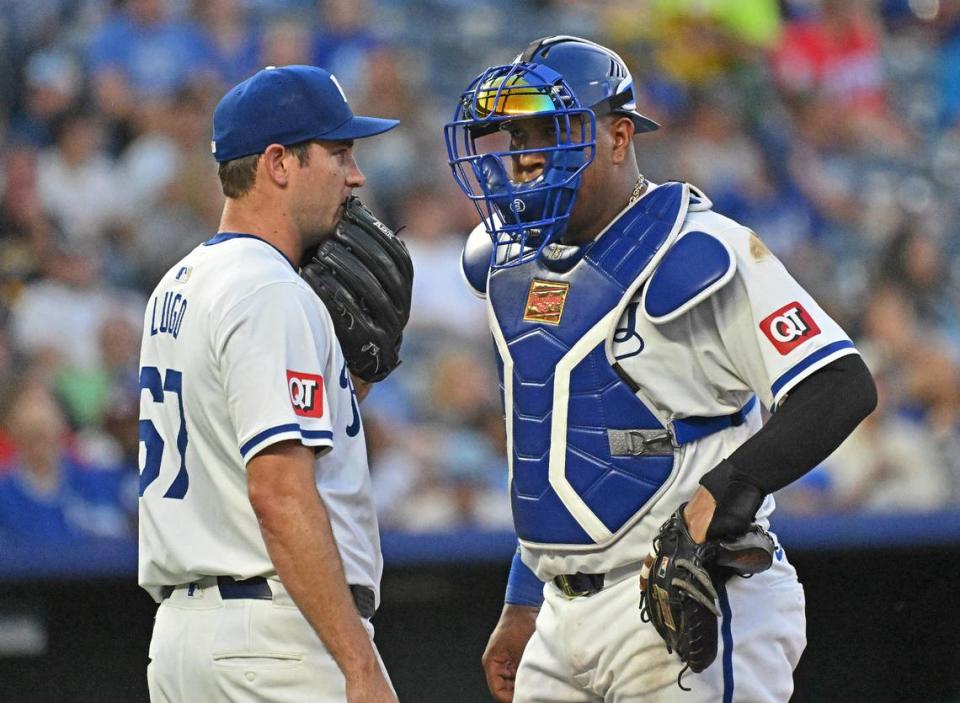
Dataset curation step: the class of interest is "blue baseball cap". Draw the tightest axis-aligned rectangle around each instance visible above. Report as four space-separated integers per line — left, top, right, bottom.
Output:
211 65 399 163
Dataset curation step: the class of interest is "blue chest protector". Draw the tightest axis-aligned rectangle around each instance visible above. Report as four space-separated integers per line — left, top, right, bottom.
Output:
488 182 692 547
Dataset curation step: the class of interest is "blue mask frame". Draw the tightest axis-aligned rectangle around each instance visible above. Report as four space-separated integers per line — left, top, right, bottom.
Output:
444 62 597 268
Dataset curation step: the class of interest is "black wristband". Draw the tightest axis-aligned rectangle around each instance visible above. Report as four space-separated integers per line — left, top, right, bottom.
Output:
701 459 765 540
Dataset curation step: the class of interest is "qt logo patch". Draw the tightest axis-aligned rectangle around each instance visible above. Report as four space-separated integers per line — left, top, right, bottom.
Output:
760 302 821 354
287 370 324 418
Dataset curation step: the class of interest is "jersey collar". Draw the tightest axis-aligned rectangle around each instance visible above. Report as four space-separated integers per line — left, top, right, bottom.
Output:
204 232 296 271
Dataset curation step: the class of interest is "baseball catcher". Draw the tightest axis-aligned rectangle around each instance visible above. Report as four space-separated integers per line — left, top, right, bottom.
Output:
301 196 413 383
447 34 876 703
640 504 775 686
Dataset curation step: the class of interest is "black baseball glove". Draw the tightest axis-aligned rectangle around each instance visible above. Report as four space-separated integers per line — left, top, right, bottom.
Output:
640 504 774 685
301 197 413 383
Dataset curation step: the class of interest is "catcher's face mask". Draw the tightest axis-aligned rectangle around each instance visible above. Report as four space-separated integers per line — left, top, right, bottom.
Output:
444 62 596 269
445 36 659 270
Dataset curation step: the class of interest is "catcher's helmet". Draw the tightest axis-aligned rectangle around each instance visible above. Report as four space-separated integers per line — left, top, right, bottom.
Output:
444 36 659 268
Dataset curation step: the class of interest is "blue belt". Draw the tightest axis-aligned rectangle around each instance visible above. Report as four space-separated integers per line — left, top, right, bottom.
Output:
161 577 376 619
672 396 758 445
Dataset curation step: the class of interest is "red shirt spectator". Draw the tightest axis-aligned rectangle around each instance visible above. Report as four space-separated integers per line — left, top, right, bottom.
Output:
773 0 887 114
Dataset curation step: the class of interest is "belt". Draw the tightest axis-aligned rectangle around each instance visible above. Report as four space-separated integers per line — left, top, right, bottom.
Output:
553 572 605 598
161 577 377 619
672 395 758 445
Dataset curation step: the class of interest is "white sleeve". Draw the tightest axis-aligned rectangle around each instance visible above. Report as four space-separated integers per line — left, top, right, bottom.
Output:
215 281 335 463
713 228 859 410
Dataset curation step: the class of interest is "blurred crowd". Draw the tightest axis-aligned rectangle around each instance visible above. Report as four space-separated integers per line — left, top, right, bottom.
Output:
0 0 959 549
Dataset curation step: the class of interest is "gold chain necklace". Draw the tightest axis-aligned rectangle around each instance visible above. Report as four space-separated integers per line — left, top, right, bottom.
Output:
629 175 648 204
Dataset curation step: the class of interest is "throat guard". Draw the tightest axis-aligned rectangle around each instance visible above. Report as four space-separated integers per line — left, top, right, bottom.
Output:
488 182 688 547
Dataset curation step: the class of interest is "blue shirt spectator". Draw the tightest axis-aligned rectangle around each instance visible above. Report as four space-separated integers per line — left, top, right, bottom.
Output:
939 18 960 128
0 454 129 542
0 380 129 543
197 0 263 87
211 27 262 87
310 0 382 92
86 2 216 100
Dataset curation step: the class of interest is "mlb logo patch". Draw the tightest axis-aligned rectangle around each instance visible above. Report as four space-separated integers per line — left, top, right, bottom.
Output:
523 280 569 325
174 266 192 283
287 370 324 418
759 302 821 355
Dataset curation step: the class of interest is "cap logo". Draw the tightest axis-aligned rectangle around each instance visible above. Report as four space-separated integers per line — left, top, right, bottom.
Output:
329 74 348 103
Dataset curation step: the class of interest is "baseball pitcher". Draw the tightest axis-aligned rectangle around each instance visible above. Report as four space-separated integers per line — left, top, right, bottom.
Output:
139 65 411 703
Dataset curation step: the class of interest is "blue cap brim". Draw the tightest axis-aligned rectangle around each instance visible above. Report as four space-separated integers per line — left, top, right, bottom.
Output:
320 115 400 141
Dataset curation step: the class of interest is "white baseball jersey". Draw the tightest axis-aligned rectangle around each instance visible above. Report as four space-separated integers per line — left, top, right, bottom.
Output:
137 233 382 604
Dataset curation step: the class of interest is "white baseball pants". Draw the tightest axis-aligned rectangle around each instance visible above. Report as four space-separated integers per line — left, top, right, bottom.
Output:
147 579 392 702
515 545 806 702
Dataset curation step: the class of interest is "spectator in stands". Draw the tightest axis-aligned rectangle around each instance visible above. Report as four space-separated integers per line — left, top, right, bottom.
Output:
195 0 262 87
310 0 382 93
634 0 782 85
9 239 143 376
815 351 953 513
132 163 224 288
118 98 184 211
369 419 510 532
773 0 910 149
0 146 54 307
350 46 428 219
860 284 960 467
86 0 217 137
56 312 140 429
709 158 818 268
36 110 131 253
675 84 765 204
121 88 221 284
773 0 887 114
877 223 960 350
937 0 960 128
9 49 83 148
74 382 142 535
400 185 488 341
783 96 862 235
0 379 129 541
260 13 313 68
369 345 511 531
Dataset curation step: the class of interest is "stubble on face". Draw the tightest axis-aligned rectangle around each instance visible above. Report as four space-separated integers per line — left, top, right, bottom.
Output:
297 198 344 252
293 143 349 250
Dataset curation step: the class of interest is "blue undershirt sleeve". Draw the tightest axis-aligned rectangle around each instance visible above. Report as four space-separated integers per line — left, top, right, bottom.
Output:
504 545 544 607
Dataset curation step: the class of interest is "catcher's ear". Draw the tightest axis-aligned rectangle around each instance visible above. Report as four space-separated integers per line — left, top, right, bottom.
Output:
261 143 292 187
